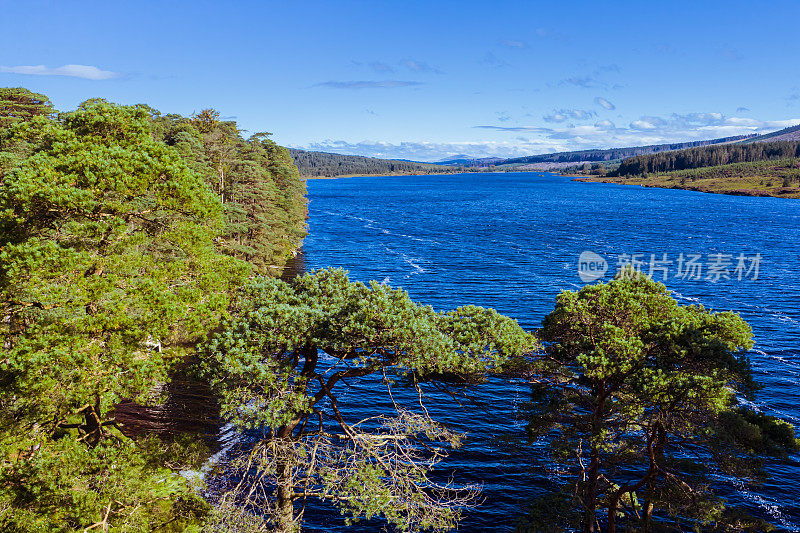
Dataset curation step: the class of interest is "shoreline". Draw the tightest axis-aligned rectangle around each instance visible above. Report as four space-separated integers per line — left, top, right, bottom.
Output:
573 176 800 199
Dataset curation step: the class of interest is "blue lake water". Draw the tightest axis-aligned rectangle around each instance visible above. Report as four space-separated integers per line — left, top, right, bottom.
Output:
291 171 800 531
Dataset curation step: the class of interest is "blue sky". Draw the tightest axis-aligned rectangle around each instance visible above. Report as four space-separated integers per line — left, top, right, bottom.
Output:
2 0 800 161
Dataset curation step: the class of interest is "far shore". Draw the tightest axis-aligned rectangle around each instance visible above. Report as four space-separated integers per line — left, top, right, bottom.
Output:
303 170 510 180
573 175 800 199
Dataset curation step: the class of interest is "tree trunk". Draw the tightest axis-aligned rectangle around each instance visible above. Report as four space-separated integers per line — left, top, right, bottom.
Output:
583 446 600 533
274 425 298 532
82 395 104 447
583 386 608 533
275 458 296 533
641 495 654 533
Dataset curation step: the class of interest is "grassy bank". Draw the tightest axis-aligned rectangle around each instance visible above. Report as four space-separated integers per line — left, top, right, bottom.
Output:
575 159 800 199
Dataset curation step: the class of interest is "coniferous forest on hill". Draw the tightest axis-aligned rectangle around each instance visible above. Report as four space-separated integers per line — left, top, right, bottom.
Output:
288 148 474 177
612 139 800 176
575 138 800 198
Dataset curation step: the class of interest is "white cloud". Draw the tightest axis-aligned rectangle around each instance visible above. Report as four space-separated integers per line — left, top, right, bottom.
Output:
296 113 800 162
315 80 423 89
295 139 564 161
479 114 800 156
0 64 119 80
630 119 659 130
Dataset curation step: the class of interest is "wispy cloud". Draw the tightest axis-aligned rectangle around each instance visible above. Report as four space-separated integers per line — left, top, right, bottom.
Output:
314 80 423 89
560 76 599 89
500 39 526 49
369 61 394 73
0 64 119 80
401 59 442 73
556 65 620 90
354 58 442 74
534 27 567 41
474 125 554 133
543 108 595 123
652 43 676 55
594 97 616 110
480 51 510 68
736 106 750 112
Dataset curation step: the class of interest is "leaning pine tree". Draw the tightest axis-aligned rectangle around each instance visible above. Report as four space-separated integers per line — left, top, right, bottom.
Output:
201 268 538 532
520 271 799 533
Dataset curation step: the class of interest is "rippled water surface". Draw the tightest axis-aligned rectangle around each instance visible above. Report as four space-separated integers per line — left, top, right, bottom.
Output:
288 172 800 531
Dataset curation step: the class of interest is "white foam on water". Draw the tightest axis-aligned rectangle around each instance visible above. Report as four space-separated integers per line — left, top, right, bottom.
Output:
730 478 800 533
324 210 440 244
401 253 427 276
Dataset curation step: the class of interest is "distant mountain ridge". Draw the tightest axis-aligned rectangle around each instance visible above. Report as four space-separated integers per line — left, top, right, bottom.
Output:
290 124 800 178
499 134 756 167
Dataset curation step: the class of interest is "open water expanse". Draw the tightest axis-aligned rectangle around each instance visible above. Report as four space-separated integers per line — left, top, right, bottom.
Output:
270 171 800 531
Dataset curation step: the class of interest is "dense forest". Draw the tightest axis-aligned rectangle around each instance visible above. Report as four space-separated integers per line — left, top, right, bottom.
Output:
0 87 305 530
149 108 307 272
289 148 474 177
613 139 800 176
501 134 754 166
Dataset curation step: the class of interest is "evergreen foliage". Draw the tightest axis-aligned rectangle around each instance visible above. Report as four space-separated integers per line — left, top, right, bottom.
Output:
0 98 251 531
520 272 799 533
201 269 537 531
0 90 307 531
152 110 307 273
0 87 54 127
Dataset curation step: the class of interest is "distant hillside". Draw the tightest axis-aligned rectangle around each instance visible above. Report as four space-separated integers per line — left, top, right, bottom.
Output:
289 149 473 177
579 158 800 199
740 124 800 143
437 156 506 167
612 140 800 176
500 134 755 167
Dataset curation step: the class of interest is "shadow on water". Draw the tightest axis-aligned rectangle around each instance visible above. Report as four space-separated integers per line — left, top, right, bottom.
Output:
280 247 307 281
111 249 307 448
112 359 222 448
